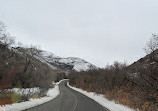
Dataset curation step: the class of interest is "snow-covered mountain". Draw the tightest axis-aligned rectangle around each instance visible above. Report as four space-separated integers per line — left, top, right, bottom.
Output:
34 49 96 71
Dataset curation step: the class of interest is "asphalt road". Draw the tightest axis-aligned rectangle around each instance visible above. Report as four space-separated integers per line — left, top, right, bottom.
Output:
25 80 109 111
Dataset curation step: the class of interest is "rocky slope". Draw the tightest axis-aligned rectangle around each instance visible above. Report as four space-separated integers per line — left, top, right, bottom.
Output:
34 49 96 71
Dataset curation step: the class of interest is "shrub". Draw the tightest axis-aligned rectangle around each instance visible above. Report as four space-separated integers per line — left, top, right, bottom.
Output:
68 61 158 111
0 96 11 105
31 93 39 99
10 92 20 103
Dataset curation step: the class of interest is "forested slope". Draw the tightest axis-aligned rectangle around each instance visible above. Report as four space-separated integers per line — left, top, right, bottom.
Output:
0 44 57 89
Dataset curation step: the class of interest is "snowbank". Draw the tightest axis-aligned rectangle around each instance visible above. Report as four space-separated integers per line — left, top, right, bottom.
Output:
68 83 135 111
56 79 69 85
9 88 40 96
0 82 61 111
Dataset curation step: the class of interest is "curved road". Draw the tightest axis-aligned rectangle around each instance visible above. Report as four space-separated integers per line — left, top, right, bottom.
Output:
25 80 109 111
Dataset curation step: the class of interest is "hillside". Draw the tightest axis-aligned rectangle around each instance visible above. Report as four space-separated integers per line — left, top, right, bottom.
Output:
0 41 96 89
128 49 158 69
68 51 158 111
19 48 96 72
0 44 58 89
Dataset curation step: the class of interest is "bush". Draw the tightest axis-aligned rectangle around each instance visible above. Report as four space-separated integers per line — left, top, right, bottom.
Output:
31 93 39 99
10 92 20 103
0 96 11 105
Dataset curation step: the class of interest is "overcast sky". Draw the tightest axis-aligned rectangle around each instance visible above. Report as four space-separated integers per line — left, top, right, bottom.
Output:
0 0 158 67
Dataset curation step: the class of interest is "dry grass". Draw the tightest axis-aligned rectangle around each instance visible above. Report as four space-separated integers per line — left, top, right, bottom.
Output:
0 92 20 105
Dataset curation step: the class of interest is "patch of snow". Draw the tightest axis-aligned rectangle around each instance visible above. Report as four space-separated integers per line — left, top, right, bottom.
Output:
38 50 59 59
58 57 96 71
56 79 69 85
6 62 8 65
128 73 139 78
9 88 40 96
150 62 156 65
34 55 57 70
73 62 92 71
68 83 135 111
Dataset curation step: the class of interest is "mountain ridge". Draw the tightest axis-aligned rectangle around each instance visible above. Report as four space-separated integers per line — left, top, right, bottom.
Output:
15 47 97 72
35 49 97 71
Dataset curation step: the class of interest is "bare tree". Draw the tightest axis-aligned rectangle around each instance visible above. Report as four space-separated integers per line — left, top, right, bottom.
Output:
17 42 23 47
0 21 15 47
25 44 41 57
0 21 6 35
0 21 6 45
144 34 158 54
144 34 158 64
0 35 15 46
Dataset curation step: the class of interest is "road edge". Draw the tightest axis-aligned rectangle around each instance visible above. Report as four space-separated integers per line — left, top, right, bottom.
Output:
67 82 135 111
67 82 110 111
0 80 66 111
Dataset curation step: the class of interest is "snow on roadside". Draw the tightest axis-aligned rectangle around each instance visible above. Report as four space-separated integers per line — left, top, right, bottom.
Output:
68 82 135 111
9 88 40 96
0 81 61 111
56 79 69 85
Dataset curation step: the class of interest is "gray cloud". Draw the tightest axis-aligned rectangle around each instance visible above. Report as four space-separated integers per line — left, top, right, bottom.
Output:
0 0 158 67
